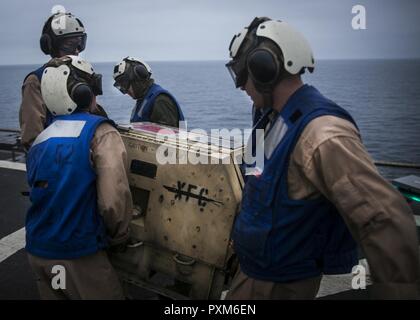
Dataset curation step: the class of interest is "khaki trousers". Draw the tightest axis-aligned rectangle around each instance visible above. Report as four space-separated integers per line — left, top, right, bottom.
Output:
227 267 321 300
27 250 125 300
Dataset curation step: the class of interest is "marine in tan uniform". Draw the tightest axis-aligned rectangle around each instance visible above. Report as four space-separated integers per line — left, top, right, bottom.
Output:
225 17 420 299
25 56 132 300
113 57 184 128
19 12 107 151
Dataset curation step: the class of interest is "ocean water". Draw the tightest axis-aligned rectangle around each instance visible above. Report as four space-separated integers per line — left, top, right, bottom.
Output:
0 60 419 179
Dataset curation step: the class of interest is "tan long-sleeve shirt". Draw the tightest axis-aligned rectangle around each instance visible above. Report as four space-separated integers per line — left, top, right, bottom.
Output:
19 74 46 150
90 122 133 246
287 115 420 299
19 70 131 247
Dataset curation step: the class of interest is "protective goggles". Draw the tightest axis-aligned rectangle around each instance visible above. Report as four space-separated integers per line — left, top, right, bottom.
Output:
226 59 248 88
58 34 87 55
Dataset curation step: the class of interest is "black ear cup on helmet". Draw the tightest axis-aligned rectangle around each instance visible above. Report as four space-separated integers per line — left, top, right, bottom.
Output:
133 64 150 81
247 49 280 85
71 83 93 109
40 16 55 55
40 33 53 55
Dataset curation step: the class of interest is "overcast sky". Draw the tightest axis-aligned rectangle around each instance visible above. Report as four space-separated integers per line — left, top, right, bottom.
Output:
0 0 419 65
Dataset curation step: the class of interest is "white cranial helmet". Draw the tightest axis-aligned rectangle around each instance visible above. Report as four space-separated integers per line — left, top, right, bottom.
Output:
112 57 152 94
41 55 102 116
113 56 152 80
226 17 314 88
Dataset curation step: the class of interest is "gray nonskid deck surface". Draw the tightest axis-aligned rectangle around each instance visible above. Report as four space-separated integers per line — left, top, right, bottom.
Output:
0 165 418 300
0 167 37 299
0 168 28 239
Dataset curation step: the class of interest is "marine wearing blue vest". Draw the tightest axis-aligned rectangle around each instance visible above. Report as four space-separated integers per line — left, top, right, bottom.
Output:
113 57 184 128
225 17 359 299
226 17 420 300
26 56 109 259
25 56 130 300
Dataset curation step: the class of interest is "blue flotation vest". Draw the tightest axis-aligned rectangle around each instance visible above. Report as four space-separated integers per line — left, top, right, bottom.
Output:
233 84 359 282
25 112 112 259
130 83 185 123
24 65 53 127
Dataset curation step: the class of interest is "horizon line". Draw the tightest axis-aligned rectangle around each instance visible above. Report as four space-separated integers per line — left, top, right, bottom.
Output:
1 57 420 67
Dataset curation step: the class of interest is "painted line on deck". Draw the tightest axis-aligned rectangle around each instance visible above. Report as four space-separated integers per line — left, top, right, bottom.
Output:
0 227 26 263
0 160 26 171
0 161 27 263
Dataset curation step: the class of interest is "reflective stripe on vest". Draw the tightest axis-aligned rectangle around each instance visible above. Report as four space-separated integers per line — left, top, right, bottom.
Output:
32 120 85 147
